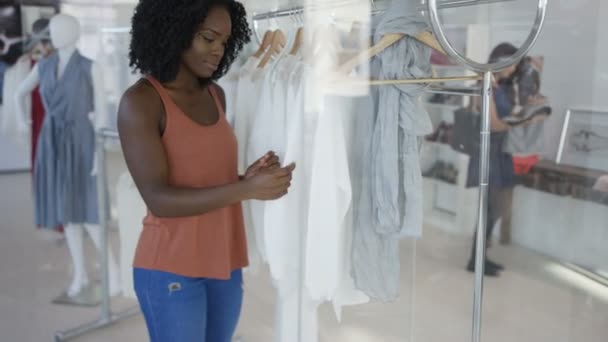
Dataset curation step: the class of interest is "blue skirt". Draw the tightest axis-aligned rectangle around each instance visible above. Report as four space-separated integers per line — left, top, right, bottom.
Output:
466 133 516 189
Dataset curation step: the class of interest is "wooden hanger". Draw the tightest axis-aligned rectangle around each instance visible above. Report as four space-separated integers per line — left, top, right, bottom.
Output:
289 27 304 56
336 31 447 75
253 30 273 58
257 29 286 68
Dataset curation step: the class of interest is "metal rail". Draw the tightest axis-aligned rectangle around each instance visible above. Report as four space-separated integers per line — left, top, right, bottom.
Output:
251 0 517 21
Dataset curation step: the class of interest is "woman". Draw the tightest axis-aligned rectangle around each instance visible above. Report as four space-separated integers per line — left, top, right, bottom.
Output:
466 43 546 277
117 1 295 341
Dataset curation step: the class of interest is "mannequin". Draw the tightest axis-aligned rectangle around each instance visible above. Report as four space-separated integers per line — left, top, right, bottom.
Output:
15 14 120 298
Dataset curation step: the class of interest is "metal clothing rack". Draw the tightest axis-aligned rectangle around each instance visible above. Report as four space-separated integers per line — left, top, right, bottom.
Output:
250 1 549 342
251 0 515 44
54 129 140 342
251 0 516 21
427 1 548 342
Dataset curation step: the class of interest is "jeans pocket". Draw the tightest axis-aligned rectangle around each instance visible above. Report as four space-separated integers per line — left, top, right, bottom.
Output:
145 270 207 300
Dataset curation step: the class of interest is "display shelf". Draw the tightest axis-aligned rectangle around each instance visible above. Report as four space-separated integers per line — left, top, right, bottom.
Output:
424 102 462 111
421 143 477 237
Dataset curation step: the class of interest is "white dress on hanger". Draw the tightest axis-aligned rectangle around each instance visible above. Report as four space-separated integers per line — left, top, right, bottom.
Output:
304 46 369 316
233 55 261 173
246 56 285 262
263 54 300 282
232 55 265 270
115 172 147 299
267 59 322 342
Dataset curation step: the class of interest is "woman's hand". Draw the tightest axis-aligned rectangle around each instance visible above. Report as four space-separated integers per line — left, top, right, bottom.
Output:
244 151 280 180
243 163 296 201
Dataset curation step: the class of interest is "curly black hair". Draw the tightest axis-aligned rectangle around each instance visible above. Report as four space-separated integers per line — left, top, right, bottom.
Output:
129 0 251 83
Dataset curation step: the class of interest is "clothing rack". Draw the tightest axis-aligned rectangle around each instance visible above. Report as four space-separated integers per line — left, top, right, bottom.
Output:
251 0 516 21
427 1 547 342
54 129 140 342
249 1 549 342
427 84 480 96
250 0 518 92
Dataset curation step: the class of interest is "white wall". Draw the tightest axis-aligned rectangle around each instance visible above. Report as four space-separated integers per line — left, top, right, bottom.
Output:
0 133 29 172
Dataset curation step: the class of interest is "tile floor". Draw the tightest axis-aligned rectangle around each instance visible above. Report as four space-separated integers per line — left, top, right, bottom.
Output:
1 171 607 342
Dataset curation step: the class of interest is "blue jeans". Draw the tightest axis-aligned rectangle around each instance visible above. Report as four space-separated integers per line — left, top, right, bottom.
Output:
134 268 243 342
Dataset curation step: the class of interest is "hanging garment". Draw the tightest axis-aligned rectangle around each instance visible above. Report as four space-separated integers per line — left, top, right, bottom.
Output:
351 84 403 302
115 172 146 299
327 94 371 319
246 56 284 262
352 0 433 302
260 61 323 342
1 56 32 149
232 55 264 270
31 60 46 168
34 51 99 228
305 94 353 301
265 63 308 297
233 55 262 173
304 42 350 302
262 55 299 280
304 41 369 316
371 0 433 238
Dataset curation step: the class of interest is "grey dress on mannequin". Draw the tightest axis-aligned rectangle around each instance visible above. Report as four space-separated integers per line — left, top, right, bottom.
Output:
34 50 99 228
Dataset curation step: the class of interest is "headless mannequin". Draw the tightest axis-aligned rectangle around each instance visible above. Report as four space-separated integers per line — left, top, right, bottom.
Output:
15 14 120 298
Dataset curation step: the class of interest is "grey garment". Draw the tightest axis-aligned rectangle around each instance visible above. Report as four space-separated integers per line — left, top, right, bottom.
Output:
350 92 402 302
504 122 545 155
351 0 433 302
34 51 99 228
371 0 433 237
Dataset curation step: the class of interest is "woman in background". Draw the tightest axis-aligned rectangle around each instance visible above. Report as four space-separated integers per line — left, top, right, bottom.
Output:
466 42 546 277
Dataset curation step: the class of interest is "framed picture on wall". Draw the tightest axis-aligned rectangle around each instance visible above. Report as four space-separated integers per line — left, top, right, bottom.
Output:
556 108 608 172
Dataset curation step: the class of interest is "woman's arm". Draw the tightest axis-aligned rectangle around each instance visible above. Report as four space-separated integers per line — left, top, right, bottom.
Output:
15 64 40 131
472 90 510 132
117 82 292 218
489 86 512 132
489 96 510 132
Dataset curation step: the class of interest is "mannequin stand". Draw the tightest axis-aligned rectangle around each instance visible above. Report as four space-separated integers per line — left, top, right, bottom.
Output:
52 283 102 307
54 129 139 342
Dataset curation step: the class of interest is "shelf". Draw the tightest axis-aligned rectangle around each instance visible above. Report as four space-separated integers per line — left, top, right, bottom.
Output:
423 176 458 187
425 103 461 111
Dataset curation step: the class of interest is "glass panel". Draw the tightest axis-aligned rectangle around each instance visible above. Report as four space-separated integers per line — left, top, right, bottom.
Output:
480 1 608 341
86 2 608 342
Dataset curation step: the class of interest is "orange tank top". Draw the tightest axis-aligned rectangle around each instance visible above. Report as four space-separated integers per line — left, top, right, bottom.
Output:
132 75 248 279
